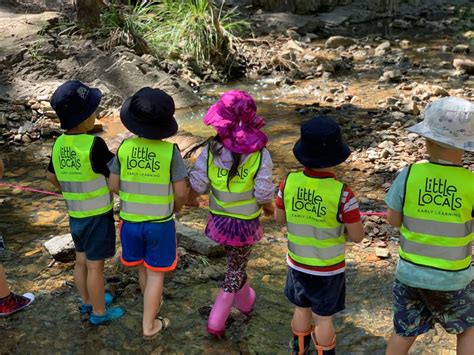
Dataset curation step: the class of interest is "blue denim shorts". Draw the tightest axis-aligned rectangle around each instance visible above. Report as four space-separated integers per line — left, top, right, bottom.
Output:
120 219 177 272
284 267 345 316
69 211 116 261
393 279 474 336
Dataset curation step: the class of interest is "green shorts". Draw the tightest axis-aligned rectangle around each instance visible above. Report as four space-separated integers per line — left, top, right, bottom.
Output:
392 279 474 336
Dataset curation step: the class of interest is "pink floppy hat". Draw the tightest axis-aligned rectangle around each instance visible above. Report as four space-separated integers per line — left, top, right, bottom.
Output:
203 90 268 154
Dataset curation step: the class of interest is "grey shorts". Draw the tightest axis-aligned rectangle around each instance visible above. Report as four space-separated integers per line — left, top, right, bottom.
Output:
393 279 474 336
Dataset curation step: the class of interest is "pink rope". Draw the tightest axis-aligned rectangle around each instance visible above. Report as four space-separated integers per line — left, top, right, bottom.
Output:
0 182 62 196
0 182 389 216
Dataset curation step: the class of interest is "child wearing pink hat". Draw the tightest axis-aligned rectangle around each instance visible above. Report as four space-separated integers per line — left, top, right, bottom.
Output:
188 90 275 337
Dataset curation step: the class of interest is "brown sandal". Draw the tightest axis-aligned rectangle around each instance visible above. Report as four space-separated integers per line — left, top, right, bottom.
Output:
143 317 170 340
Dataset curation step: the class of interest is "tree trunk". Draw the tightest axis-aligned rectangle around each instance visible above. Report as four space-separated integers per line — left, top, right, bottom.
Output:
76 0 105 28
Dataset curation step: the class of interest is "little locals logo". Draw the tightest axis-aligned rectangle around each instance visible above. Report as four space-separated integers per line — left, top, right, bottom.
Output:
417 178 462 211
217 166 249 179
292 187 326 217
59 146 81 169
127 147 160 172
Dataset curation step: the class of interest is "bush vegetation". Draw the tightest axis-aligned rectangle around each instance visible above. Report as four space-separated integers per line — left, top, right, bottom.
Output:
99 0 249 67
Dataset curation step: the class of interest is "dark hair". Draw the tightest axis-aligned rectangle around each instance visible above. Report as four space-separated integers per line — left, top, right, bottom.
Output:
210 135 241 190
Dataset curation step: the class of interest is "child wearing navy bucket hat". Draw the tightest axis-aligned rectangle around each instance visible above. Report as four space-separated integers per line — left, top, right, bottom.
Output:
46 80 124 325
275 115 365 355
107 87 188 339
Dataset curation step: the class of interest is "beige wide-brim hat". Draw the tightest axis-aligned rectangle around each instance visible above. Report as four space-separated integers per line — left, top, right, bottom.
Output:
406 97 474 152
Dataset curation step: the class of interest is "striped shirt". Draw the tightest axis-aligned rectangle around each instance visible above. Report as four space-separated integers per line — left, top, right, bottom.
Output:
276 168 361 276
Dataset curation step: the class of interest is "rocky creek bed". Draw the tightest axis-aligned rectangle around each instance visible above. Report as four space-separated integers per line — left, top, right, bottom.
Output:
0 2 473 354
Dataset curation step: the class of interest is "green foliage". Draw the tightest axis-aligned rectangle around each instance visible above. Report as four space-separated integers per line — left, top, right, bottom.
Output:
99 0 249 66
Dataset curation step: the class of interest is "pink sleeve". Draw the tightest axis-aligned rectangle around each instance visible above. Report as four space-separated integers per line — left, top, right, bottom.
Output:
254 148 275 204
189 145 210 194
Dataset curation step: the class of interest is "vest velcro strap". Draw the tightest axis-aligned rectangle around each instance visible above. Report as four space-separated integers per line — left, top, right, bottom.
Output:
60 177 107 193
121 201 173 217
288 223 344 240
209 194 260 216
403 216 472 238
288 241 345 260
211 188 255 203
400 235 471 261
120 181 172 196
66 193 112 212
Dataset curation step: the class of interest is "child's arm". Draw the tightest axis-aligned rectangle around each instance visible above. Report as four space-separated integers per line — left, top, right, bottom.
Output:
186 187 201 207
344 221 365 243
108 173 120 195
387 208 403 227
262 201 275 217
46 171 60 189
172 179 188 212
275 207 286 224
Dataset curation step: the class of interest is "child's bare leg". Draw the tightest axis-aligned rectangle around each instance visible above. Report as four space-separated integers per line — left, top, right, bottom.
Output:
143 269 165 336
138 264 147 294
0 264 10 298
74 252 89 304
312 313 335 346
457 327 474 355
86 259 106 315
386 334 416 355
292 306 312 331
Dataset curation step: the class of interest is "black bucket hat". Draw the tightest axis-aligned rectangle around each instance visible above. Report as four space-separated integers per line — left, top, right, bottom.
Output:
50 80 102 130
120 87 178 140
293 115 351 169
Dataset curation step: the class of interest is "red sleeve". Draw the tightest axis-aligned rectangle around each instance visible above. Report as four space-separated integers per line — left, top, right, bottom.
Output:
339 186 361 224
275 178 286 209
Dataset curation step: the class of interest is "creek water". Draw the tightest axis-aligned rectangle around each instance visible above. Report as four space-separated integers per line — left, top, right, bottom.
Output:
0 30 470 353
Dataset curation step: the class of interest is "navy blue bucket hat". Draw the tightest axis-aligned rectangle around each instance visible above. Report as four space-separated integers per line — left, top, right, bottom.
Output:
293 115 351 169
120 87 178 140
50 80 102 130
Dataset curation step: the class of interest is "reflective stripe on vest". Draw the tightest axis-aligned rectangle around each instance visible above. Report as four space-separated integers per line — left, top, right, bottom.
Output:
400 162 474 271
52 134 113 218
207 146 262 220
118 138 174 222
283 171 345 267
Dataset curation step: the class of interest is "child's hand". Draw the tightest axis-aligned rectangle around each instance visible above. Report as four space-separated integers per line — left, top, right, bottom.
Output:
262 202 275 217
185 196 200 207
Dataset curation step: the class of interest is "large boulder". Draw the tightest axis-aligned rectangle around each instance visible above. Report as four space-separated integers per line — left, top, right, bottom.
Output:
176 222 224 257
74 48 200 110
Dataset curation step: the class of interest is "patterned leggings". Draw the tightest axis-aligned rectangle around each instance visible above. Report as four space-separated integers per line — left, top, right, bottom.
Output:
222 245 253 293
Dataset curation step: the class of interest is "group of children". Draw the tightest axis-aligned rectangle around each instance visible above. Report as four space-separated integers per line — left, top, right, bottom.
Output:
0 79 472 354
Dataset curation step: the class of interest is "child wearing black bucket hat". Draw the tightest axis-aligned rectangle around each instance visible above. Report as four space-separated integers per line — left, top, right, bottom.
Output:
46 80 124 325
107 87 188 339
275 115 365 355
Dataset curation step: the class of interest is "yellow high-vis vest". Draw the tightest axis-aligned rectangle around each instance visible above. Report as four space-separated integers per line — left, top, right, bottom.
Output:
400 162 474 271
207 147 262 220
118 138 175 222
52 134 113 218
283 172 346 267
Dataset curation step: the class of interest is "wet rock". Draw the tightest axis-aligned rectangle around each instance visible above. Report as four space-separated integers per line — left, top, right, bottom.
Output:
374 41 391 56
176 222 225 257
380 69 402 83
390 19 410 29
325 36 356 49
412 84 449 100
452 44 470 54
453 58 474 74
43 233 75 263
375 247 390 259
